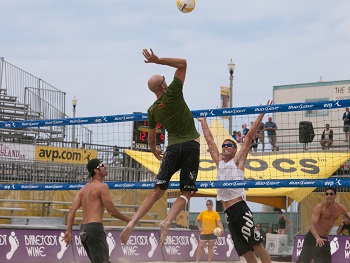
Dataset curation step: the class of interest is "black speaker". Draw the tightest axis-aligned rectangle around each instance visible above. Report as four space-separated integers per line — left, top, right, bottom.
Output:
299 121 315 143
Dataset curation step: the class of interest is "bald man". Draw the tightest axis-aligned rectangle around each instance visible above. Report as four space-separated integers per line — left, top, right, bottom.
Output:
120 48 200 246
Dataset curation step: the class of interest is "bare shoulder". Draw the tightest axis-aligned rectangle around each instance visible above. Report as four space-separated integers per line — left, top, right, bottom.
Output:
335 202 347 213
314 202 324 212
96 182 109 191
84 181 109 194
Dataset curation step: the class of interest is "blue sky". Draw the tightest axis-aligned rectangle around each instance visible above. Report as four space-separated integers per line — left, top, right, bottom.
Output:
2 0 350 212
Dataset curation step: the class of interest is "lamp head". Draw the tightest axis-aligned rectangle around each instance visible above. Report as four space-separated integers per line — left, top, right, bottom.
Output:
72 96 78 108
227 59 235 74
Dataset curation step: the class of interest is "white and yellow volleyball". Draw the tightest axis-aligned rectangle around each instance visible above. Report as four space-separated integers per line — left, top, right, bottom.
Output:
176 0 196 13
213 227 222 237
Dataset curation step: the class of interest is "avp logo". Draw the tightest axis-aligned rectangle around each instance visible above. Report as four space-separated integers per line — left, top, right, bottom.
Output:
199 110 215 117
336 179 342 186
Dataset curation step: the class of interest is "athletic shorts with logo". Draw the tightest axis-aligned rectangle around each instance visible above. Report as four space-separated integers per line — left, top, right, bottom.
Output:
225 200 263 256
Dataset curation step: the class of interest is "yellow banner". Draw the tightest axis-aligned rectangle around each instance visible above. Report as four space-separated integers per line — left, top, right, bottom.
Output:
220 86 230 119
35 146 98 164
125 119 350 204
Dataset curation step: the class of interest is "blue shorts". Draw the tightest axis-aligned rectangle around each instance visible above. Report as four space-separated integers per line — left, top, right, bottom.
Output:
155 140 199 192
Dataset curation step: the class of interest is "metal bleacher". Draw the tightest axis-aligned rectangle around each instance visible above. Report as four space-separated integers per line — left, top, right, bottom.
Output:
0 57 92 146
0 89 41 143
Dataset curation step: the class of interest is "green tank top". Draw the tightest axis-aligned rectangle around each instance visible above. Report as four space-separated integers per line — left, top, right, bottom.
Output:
147 77 200 146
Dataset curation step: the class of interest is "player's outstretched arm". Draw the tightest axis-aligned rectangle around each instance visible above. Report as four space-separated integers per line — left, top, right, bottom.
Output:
142 48 186 84
197 118 220 165
235 100 272 169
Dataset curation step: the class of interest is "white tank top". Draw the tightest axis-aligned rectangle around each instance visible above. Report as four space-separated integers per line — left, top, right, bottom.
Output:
216 159 246 202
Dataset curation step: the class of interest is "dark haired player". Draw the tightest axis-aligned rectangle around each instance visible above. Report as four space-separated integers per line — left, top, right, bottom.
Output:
63 158 130 263
197 101 272 263
296 187 350 263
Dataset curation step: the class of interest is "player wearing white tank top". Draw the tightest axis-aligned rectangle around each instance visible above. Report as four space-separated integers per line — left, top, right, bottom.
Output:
198 100 272 263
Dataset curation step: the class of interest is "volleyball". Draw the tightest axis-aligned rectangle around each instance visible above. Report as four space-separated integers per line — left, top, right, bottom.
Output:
213 227 222 237
176 0 196 13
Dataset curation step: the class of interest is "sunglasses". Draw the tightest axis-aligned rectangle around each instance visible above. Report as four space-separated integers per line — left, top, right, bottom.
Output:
206 203 212 206
325 192 334 196
222 143 234 148
96 163 105 169
159 76 165 87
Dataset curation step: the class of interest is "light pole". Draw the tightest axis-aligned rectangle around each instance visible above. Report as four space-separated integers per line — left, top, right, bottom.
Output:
72 96 77 147
227 59 235 135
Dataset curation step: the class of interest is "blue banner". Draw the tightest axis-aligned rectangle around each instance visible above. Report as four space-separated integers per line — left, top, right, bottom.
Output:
0 99 349 129
1 178 349 190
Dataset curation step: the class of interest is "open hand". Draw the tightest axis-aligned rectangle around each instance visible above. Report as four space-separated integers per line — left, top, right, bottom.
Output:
142 48 159 63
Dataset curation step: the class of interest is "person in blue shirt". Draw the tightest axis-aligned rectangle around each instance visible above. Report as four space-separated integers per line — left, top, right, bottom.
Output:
264 117 279 151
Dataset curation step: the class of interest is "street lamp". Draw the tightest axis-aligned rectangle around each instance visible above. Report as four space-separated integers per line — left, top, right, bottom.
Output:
72 96 77 147
227 59 235 135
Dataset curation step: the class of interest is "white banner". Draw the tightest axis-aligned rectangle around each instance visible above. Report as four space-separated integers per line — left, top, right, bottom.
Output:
0 142 35 161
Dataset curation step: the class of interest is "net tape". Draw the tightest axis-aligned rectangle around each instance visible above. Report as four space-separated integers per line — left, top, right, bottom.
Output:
0 99 348 129
0 178 348 191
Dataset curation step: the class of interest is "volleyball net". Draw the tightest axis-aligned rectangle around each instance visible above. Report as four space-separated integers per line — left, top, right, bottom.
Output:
1 99 350 192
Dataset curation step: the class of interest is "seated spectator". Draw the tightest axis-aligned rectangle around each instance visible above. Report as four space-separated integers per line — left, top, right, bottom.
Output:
320 124 333 150
336 212 350 235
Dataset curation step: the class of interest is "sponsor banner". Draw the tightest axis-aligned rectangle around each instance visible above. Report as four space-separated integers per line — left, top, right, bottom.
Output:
126 146 350 182
0 99 350 128
1 179 350 191
35 146 97 164
0 228 239 262
162 230 239 262
292 235 350 262
0 142 35 161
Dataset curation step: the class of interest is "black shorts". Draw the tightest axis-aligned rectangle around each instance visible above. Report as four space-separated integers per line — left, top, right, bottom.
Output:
199 233 217 241
80 222 110 263
155 140 199 191
224 201 263 256
296 231 331 263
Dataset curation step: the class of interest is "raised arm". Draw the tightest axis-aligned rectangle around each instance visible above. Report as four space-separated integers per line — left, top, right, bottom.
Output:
142 48 187 84
197 117 220 165
235 100 272 170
